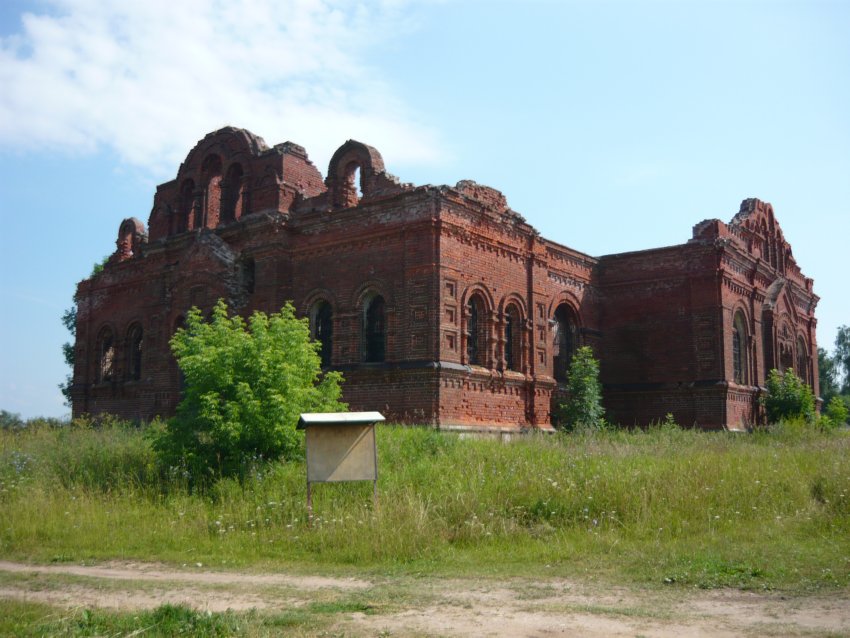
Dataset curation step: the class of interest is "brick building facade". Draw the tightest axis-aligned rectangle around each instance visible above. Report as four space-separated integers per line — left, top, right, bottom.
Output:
71 127 819 431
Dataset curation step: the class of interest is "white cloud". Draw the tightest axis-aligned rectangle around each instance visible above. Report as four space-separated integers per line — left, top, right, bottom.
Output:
0 0 442 178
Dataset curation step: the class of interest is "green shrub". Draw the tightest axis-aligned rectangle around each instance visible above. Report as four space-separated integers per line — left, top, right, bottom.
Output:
151 300 345 483
556 346 605 431
763 369 815 424
824 395 849 427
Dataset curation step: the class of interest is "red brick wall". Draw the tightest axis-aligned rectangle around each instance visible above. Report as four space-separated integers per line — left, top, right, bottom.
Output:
72 128 819 432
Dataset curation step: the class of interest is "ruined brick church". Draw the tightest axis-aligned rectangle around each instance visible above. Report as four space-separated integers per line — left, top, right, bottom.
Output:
71 127 820 431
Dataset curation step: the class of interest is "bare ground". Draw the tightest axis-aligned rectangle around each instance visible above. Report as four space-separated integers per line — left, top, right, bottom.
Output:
1 560 847 637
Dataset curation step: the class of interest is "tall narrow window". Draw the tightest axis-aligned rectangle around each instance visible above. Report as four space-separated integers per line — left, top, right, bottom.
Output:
466 294 487 366
220 163 243 224
504 304 522 371
310 301 333 367
127 324 143 381
177 179 194 233
240 257 255 295
363 295 386 363
732 312 748 384
202 154 223 228
96 327 115 383
796 337 808 384
553 304 577 382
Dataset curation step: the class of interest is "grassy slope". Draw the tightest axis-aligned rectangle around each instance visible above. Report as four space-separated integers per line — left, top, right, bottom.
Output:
1 423 847 592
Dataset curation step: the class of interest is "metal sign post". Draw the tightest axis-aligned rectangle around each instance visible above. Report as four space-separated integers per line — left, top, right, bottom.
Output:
297 411 385 525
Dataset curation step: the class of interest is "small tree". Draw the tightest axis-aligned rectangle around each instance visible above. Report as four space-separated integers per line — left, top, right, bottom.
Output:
60 257 109 406
824 395 849 427
152 300 346 482
763 368 815 424
557 346 605 431
835 325 850 393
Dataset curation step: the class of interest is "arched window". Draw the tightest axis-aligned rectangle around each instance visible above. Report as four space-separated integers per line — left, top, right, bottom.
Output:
177 179 194 233
126 323 143 381
343 161 362 207
553 304 577 382
240 257 255 295
310 301 333 367
796 336 808 384
466 294 488 366
220 163 243 224
504 304 522 371
202 154 223 228
96 327 115 384
732 311 748 384
363 295 386 363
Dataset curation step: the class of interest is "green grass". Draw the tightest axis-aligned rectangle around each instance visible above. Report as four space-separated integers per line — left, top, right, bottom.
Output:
0 600 330 637
1 422 848 591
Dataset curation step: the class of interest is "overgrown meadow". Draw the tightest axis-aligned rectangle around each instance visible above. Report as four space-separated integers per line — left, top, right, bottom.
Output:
1 419 848 592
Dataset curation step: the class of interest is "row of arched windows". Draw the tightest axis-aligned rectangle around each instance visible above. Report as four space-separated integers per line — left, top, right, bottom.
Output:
464 294 580 378
731 310 810 386
95 323 143 384
308 294 387 366
172 155 246 234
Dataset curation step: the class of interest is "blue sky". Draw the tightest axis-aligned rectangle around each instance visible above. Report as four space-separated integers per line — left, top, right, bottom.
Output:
1 0 848 418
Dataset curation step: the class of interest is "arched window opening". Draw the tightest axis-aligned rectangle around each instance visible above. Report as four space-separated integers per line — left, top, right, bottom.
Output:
779 324 794 373
504 305 522 371
343 161 362 207
240 257 255 295
127 324 143 381
466 294 488 366
732 312 748 384
96 327 115 384
177 179 195 233
553 304 577 382
363 295 386 363
202 154 223 228
796 337 808 384
310 301 333 367
220 163 244 224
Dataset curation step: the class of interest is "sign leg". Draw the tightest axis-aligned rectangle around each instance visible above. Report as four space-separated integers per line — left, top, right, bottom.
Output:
307 481 313 528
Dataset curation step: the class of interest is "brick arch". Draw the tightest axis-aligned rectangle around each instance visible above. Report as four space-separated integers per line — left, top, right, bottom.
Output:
547 291 582 326
114 217 147 262
352 279 393 308
301 288 339 314
498 292 528 317
326 140 386 209
179 127 268 183
460 283 495 314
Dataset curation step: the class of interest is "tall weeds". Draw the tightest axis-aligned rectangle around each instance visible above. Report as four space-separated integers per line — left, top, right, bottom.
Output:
1 421 847 589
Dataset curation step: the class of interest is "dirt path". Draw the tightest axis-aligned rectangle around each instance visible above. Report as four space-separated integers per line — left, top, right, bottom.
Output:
1 560 847 637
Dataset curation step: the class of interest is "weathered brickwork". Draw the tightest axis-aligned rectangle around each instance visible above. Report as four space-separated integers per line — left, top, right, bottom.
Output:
71 127 819 431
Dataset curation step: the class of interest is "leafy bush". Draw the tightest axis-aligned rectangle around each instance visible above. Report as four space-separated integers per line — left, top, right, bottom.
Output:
763 368 815 424
556 346 605 431
151 300 345 483
824 395 849 427
0 410 24 429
